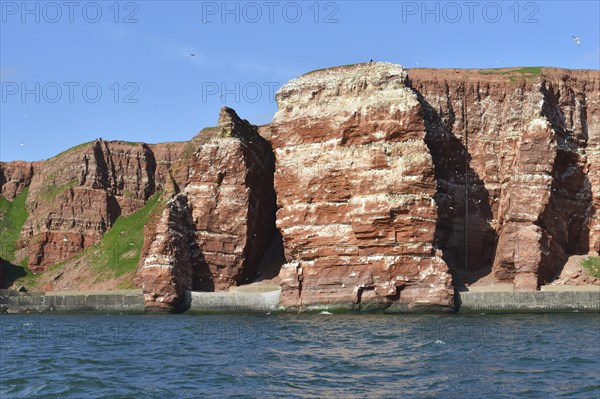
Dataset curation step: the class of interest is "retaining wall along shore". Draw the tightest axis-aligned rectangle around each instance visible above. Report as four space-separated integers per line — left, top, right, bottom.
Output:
1 287 598 313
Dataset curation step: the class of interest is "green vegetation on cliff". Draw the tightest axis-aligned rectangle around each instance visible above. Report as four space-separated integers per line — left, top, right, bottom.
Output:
302 62 365 76
40 178 79 201
0 188 32 287
51 141 93 160
479 67 543 82
581 256 600 278
0 188 29 262
89 192 163 282
10 192 164 290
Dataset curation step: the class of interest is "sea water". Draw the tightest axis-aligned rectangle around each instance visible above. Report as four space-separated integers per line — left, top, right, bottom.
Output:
1 313 599 398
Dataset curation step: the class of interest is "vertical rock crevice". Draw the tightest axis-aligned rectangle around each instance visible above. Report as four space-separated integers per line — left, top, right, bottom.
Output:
408 67 599 290
411 87 497 285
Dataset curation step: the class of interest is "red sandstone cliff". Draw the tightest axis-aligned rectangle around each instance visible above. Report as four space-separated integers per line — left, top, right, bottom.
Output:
137 107 277 311
0 64 597 311
20 141 159 272
0 160 35 200
271 63 454 310
408 67 599 290
138 193 197 312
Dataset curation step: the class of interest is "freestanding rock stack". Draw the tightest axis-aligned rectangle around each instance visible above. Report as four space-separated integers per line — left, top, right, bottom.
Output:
271 63 454 310
184 107 277 291
138 107 278 311
138 193 197 312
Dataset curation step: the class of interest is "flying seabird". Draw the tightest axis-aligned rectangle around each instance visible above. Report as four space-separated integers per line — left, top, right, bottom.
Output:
572 36 581 46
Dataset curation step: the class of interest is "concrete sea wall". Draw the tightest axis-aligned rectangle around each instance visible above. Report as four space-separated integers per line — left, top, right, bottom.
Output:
455 287 600 312
0 290 145 314
1 287 598 313
186 288 281 313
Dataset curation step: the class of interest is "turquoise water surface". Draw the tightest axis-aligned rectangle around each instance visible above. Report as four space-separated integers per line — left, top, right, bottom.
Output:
1 313 599 398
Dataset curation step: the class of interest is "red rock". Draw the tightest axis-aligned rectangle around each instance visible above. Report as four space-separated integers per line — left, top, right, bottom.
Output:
19 141 156 271
2 64 597 308
408 67 599 290
137 107 278 309
549 255 600 286
183 107 276 291
271 63 454 310
138 193 197 312
0 161 35 200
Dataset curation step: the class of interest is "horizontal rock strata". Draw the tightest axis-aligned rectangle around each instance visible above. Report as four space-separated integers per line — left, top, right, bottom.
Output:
272 63 454 310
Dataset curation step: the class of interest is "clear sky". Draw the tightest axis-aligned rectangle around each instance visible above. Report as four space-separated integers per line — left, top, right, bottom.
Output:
1 0 599 162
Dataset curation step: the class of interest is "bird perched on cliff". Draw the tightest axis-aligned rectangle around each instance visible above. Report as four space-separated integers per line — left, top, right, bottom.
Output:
572 36 581 46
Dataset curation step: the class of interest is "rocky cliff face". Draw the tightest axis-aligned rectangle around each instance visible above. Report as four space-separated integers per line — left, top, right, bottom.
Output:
408 67 599 290
0 160 35 200
19 141 157 272
271 63 454 310
138 193 197 312
136 107 277 311
0 64 597 312
184 107 276 291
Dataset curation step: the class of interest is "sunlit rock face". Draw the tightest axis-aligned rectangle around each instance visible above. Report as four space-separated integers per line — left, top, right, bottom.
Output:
138 107 278 311
0 161 35 201
183 107 277 292
271 63 454 310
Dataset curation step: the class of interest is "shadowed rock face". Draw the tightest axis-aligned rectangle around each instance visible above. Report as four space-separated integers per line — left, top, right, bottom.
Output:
19 141 158 272
271 63 454 309
408 67 599 290
271 63 598 308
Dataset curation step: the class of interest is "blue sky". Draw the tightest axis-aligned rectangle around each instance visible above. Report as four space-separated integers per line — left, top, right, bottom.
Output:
1 0 599 162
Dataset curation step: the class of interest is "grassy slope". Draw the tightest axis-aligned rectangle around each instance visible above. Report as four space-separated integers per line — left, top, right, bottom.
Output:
88 192 163 282
0 188 33 287
581 256 600 278
479 67 543 82
12 192 164 290
0 188 29 262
